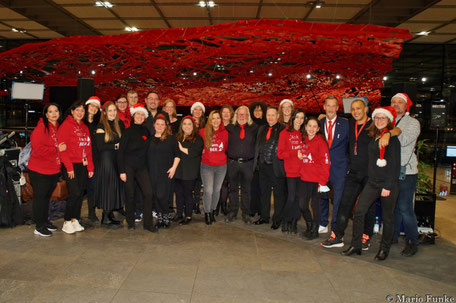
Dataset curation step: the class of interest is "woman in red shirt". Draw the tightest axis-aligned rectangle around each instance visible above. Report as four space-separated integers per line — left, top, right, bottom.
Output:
28 103 66 237
57 101 94 234
297 117 330 240
199 110 228 225
277 109 305 234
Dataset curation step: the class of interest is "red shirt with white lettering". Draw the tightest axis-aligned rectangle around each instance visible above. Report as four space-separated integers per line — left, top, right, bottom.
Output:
299 134 330 185
199 124 228 167
277 128 304 178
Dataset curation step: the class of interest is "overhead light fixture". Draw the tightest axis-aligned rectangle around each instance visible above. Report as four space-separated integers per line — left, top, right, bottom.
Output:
91 70 96 75
125 26 139 32
198 1 216 7
12 28 27 33
416 31 431 36
95 1 114 8
267 72 273 77
421 77 427 82
306 74 312 79
310 0 324 9
383 76 388 81
335 75 340 79
193 72 197 76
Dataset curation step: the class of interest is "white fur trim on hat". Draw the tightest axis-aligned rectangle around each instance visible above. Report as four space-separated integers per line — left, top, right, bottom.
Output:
280 99 293 107
372 108 393 123
392 93 407 103
376 158 387 167
85 96 101 108
191 102 205 114
130 105 149 118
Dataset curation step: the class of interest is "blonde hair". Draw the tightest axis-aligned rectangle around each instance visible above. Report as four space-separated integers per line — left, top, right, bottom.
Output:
154 115 172 141
232 106 253 125
204 110 221 149
163 98 177 119
100 101 122 143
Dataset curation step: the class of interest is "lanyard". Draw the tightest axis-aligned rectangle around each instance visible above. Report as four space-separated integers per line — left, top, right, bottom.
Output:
354 119 368 155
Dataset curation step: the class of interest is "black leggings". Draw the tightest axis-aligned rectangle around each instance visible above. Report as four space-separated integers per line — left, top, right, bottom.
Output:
283 177 301 222
175 179 196 218
124 166 154 228
298 181 320 226
29 170 59 228
62 163 88 221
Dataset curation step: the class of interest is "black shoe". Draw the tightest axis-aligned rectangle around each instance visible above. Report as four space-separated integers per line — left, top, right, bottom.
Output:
179 217 192 225
401 240 418 257
375 249 389 261
210 211 216 223
282 221 290 233
145 225 158 233
254 218 269 225
46 222 58 232
194 205 201 214
271 222 280 230
88 212 99 223
305 230 319 240
341 246 362 256
34 227 52 237
128 225 135 230
173 215 184 222
116 208 126 216
205 213 211 225
108 211 121 225
101 212 121 227
291 219 298 235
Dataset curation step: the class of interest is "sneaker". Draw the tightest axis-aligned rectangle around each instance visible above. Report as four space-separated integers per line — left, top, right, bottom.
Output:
62 221 76 234
321 232 344 248
72 220 85 232
34 227 52 237
362 234 371 251
152 211 157 218
46 222 58 232
135 211 143 223
318 225 329 234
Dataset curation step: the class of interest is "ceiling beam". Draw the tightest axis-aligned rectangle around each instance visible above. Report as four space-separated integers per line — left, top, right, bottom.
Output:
148 0 171 28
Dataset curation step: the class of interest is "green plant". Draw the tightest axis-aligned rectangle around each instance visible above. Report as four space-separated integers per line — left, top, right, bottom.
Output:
416 139 432 194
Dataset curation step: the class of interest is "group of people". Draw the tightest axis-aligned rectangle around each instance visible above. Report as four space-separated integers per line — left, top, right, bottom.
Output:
28 90 421 261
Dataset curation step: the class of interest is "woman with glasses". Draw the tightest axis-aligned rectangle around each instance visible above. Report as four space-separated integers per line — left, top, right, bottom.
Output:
278 99 294 124
116 95 131 128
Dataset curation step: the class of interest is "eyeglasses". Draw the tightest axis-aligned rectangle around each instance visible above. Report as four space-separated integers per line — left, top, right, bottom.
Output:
374 116 388 121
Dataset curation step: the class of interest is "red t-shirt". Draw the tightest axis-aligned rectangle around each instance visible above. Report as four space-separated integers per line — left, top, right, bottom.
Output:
300 135 330 185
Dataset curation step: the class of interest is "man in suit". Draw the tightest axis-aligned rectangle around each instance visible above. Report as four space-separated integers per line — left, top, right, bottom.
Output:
319 96 349 234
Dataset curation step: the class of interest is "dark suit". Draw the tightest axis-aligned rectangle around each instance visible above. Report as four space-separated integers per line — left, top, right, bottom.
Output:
320 117 349 230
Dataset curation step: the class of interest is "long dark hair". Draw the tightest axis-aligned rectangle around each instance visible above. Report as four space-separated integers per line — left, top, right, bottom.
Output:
42 103 62 133
83 101 100 125
287 109 305 133
176 116 198 143
302 116 322 141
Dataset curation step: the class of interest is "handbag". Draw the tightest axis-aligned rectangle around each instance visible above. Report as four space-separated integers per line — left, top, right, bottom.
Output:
21 172 69 201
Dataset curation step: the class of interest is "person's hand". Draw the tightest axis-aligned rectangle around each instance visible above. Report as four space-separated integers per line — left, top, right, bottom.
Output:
379 132 391 149
115 143 120 150
167 166 177 179
381 188 390 197
297 150 303 160
318 114 326 121
67 171 74 179
58 142 67 152
120 173 126 182
88 172 94 178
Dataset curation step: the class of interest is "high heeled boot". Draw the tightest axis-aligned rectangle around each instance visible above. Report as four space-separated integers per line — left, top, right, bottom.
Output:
205 213 211 225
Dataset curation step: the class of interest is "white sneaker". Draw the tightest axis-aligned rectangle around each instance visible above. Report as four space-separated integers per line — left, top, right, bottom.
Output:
318 225 329 234
72 220 85 232
62 221 76 234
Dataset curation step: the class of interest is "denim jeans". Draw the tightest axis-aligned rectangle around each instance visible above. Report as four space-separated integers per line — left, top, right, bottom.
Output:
393 174 419 244
200 163 227 213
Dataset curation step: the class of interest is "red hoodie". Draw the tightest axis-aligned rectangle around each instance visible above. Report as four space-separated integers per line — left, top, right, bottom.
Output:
300 134 330 185
118 107 131 128
277 128 304 178
57 116 94 173
199 124 228 166
28 118 61 175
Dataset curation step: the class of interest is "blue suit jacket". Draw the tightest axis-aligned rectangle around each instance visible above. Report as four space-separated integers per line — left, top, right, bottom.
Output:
320 117 349 179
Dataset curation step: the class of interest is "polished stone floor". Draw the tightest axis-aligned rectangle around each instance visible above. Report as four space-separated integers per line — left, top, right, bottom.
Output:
1 207 455 303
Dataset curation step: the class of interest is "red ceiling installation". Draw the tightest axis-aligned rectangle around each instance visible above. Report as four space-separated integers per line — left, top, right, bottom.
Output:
0 19 411 112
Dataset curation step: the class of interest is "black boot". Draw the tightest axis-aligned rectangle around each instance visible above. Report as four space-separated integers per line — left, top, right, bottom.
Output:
291 219 298 235
194 202 201 214
341 246 362 256
281 221 289 233
300 222 312 238
375 249 389 261
205 213 211 225
305 223 319 240
108 211 121 225
210 211 216 223
221 201 227 216
87 197 99 222
401 240 418 257
101 211 120 227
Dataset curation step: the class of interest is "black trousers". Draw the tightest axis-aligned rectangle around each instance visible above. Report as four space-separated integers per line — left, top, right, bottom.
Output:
193 176 202 209
124 166 154 228
218 175 229 209
227 159 254 218
150 173 172 216
334 170 376 239
351 182 398 251
29 170 59 228
62 163 88 221
298 181 320 226
259 162 286 223
250 170 261 215
283 177 301 222
168 179 176 210
175 178 196 218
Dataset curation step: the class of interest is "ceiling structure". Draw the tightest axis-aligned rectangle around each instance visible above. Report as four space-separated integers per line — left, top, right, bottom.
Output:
0 0 455 51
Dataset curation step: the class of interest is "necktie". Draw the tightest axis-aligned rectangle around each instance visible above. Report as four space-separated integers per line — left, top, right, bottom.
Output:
240 124 245 139
266 127 272 140
327 120 334 148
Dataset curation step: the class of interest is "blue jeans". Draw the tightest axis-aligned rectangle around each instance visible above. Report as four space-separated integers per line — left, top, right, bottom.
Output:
393 174 419 244
200 163 227 213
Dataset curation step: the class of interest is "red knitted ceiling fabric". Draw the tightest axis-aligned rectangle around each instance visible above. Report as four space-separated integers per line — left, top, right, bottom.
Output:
0 19 411 111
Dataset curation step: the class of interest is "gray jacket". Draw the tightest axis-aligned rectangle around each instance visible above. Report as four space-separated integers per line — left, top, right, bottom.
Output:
397 114 420 175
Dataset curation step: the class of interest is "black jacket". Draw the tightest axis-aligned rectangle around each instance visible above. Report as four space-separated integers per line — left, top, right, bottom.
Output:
254 123 286 177
117 123 150 174
175 135 204 181
367 136 400 191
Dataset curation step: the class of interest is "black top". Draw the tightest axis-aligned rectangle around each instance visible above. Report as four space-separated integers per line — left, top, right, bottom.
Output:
225 123 258 159
254 123 286 177
147 135 180 179
117 123 150 174
348 118 372 176
85 119 99 164
252 116 267 126
170 118 180 136
144 109 170 135
175 135 204 180
367 135 400 191
95 120 124 152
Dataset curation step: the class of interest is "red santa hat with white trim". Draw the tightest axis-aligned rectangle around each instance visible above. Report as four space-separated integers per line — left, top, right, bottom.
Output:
391 93 413 113
130 103 149 118
85 96 101 108
371 106 397 167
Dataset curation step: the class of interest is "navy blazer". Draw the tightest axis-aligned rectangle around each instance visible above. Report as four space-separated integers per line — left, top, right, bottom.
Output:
320 117 349 178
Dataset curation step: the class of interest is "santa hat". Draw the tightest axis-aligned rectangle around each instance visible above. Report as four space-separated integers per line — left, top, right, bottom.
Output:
392 93 413 113
371 106 397 167
85 96 101 108
280 99 294 107
130 103 149 118
190 102 205 114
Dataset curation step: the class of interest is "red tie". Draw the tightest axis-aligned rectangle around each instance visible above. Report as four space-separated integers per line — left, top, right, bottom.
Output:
327 120 334 148
240 124 245 139
266 127 272 140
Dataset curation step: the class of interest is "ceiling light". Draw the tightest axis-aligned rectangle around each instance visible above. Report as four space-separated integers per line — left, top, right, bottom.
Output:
198 1 206 7
95 1 114 8
315 4 322 8
249 70 254 73
421 77 427 82
198 1 216 7
383 76 388 81
91 70 96 75
312 0 324 8
335 75 340 79
417 31 430 36
268 72 273 77
208 1 216 7
306 74 312 79
12 28 27 33
193 72 197 76
125 26 139 32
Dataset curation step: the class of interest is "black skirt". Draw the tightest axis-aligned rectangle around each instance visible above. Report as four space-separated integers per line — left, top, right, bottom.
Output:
95 150 124 211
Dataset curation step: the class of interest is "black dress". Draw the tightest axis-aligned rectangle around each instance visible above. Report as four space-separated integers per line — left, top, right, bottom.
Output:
95 120 125 211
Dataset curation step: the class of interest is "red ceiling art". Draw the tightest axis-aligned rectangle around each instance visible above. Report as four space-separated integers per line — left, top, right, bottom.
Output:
0 19 411 112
